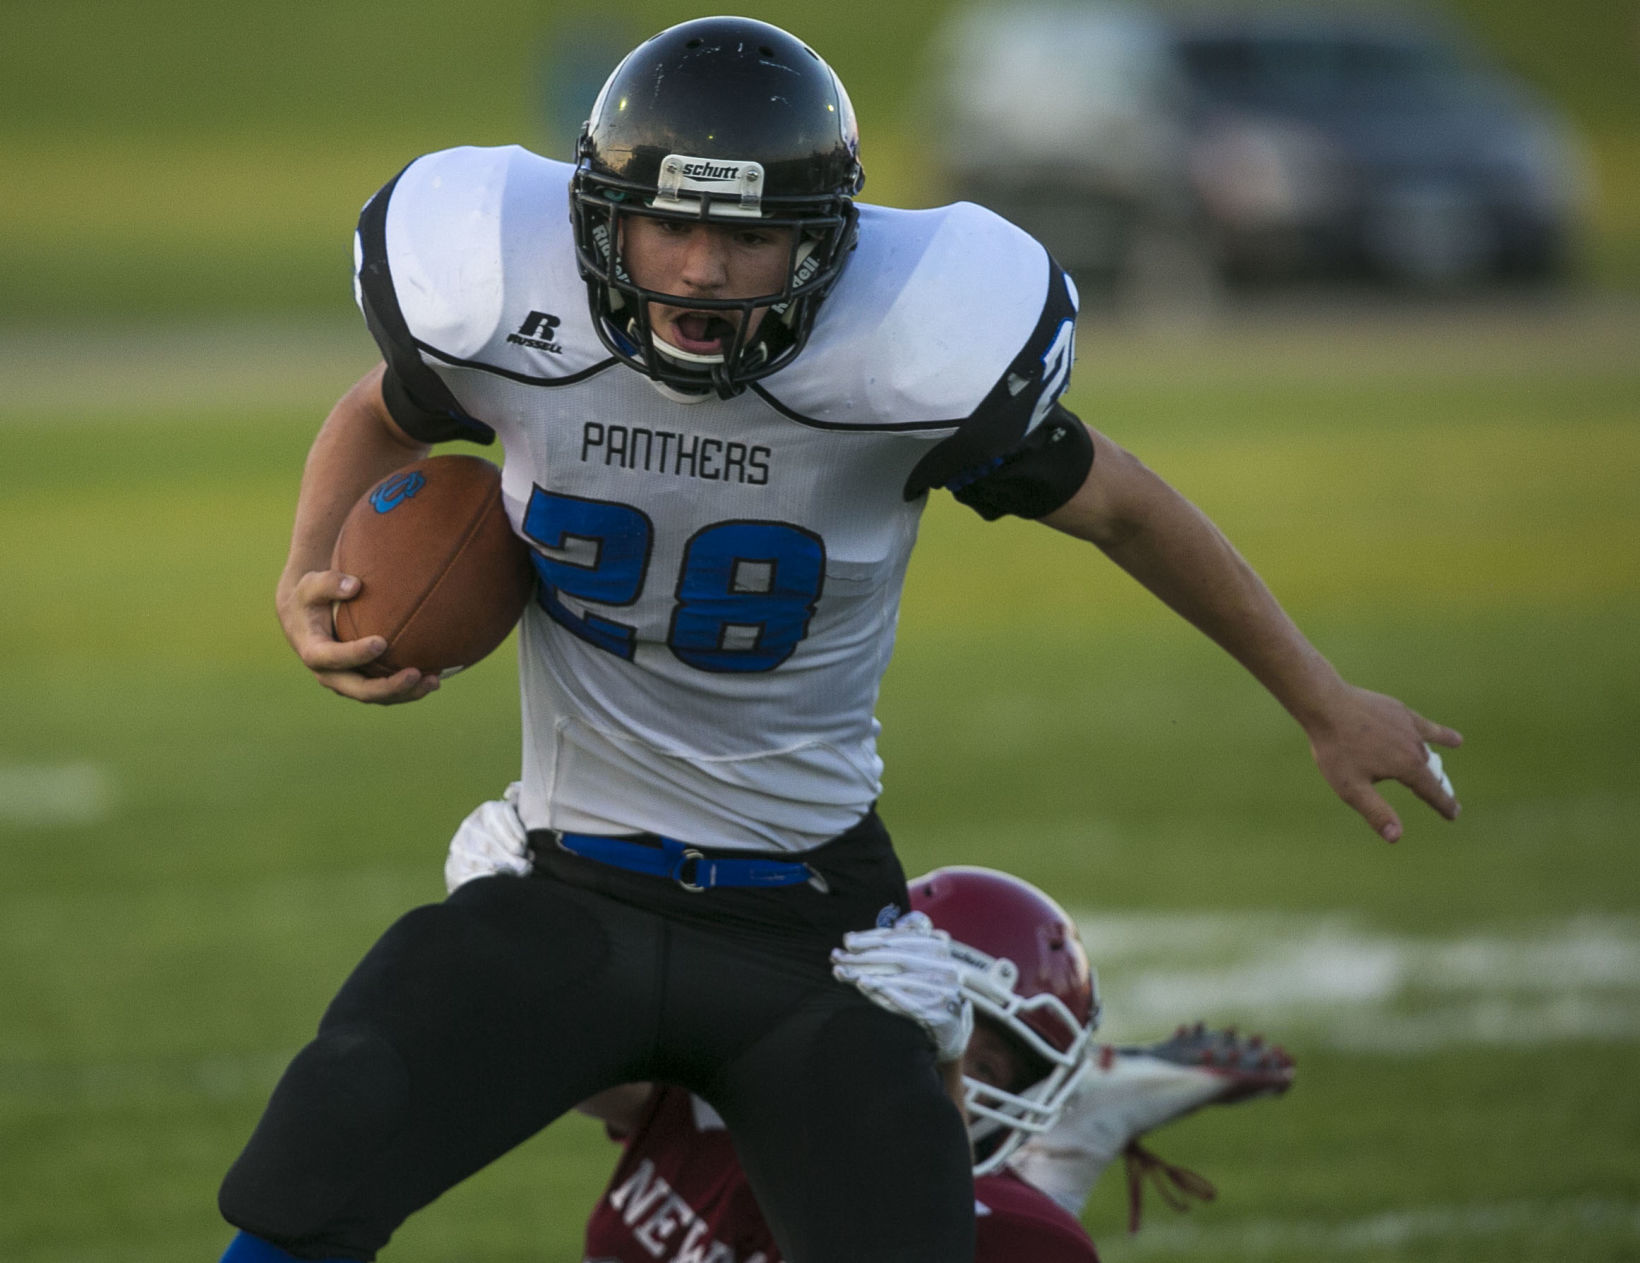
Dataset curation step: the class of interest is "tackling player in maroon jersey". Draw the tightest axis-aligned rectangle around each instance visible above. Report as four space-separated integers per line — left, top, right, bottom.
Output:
436 802 1291 1263
563 865 1293 1263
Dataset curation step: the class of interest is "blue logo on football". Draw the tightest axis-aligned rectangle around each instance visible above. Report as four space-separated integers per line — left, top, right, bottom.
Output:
370 471 426 513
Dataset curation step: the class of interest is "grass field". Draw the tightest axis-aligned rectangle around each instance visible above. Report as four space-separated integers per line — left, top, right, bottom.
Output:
2 295 1637 1260
5 0 1638 1255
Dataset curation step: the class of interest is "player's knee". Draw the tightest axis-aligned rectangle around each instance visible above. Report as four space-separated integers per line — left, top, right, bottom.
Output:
745 1004 973 1260
219 1024 409 1246
802 1001 968 1149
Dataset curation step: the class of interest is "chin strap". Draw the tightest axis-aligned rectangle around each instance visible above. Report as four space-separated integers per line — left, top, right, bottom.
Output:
639 321 775 400
1123 1139 1217 1233
651 330 729 368
610 225 817 397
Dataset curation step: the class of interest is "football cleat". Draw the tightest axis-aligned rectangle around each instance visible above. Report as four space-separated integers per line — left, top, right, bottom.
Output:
1107 1022 1296 1118
1008 1023 1294 1224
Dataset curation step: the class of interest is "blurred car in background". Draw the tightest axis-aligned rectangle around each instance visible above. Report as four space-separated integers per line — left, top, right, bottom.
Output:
922 3 1593 302
1172 8 1592 287
922 2 1209 308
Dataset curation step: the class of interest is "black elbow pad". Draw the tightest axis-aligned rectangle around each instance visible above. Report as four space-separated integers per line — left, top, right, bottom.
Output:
950 405 1093 521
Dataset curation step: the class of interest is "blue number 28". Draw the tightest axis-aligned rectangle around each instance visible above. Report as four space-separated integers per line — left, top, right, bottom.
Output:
522 487 824 673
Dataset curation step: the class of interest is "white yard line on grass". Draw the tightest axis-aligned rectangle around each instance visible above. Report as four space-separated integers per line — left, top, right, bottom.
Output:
1072 908 1640 1051
0 762 114 826
1105 1197 1640 1256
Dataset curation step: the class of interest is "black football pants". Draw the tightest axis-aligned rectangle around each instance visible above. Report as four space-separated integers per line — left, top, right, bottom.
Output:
218 811 976 1261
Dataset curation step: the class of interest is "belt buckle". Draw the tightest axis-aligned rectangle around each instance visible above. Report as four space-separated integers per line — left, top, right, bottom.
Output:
673 847 708 893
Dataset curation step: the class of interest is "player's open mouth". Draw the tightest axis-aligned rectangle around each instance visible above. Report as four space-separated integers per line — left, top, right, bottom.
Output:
668 312 739 354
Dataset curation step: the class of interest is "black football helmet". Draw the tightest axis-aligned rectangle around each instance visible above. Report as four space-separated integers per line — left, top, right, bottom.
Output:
570 17 865 397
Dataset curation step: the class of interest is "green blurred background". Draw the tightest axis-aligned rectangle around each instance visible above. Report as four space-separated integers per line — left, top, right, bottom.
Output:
3 2 1638 1261
3 0 1637 319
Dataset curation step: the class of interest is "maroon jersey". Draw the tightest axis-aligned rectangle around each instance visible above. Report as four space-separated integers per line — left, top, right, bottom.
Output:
584 1086 1097 1263
583 1086 782 1263
975 1169 1099 1263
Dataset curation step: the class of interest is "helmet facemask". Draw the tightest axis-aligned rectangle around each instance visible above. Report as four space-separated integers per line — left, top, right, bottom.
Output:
571 169 858 399
955 944 1098 1176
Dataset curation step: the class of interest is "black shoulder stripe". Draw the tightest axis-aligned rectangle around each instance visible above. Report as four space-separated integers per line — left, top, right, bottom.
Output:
901 254 1077 501
356 167 496 445
748 382 962 434
415 341 623 390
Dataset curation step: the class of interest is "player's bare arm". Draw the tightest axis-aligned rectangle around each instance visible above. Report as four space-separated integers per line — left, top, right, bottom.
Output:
1040 425 1462 842
274 362 439 705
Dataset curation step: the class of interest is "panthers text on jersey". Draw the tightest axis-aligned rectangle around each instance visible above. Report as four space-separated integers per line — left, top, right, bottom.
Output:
356 145 1088 852
582 1085 1098 1263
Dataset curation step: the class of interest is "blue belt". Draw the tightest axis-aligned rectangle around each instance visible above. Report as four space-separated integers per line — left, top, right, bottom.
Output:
553 831 818 892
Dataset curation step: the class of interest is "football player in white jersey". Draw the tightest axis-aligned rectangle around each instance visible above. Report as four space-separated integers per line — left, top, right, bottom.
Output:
219 15 1460 1263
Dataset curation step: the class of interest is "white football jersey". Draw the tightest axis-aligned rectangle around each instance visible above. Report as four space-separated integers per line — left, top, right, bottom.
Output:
355 145 1078 851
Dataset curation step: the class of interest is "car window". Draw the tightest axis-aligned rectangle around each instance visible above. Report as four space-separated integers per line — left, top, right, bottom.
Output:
1177 32 1470 107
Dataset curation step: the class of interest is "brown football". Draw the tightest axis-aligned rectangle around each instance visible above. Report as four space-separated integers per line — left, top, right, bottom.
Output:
332 454 535 677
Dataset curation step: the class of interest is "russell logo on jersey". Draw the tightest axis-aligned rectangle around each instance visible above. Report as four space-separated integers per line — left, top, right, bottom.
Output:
507 310 564 354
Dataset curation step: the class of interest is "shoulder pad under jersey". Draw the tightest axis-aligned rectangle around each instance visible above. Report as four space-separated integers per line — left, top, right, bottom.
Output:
757 201 1074 439
357 144 577 364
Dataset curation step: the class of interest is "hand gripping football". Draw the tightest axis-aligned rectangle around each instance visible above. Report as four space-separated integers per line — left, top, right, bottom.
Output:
331 454 536 677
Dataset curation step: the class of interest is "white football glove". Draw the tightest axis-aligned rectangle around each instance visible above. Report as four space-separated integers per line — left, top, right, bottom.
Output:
443 783 531 894
831 911 974 1063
